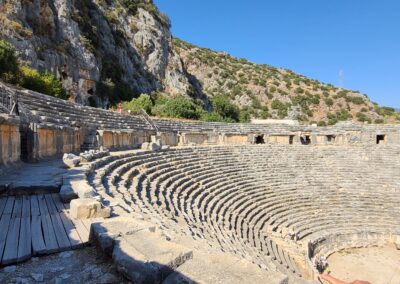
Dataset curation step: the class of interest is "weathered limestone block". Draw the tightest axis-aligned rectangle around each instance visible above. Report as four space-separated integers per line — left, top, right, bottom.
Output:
69 180 96 198
141 142 161 151
70 198 110 219
80 149 110 162
112 231 193 283
90 217 157 255
63 153 80 168
141 142 150 150
59 185 78 203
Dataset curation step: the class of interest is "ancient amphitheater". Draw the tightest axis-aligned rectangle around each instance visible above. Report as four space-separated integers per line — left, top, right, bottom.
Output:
0 82 399 283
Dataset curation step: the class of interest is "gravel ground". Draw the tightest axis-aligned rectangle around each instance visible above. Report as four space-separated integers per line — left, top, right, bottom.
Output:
0 245 130 284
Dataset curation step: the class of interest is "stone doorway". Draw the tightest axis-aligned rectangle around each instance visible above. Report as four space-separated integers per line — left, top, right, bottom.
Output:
255 135 265 144
300 135 311 145
376 135 386 144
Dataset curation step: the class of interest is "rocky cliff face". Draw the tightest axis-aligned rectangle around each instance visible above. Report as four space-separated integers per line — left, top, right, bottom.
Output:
0 0 192 107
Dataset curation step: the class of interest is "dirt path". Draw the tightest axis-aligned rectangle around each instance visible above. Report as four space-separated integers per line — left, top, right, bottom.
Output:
327 244 400 284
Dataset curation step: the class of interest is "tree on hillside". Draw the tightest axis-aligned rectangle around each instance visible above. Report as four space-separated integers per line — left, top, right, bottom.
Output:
211 95 240 122
123 94 153 114
0 39 19 82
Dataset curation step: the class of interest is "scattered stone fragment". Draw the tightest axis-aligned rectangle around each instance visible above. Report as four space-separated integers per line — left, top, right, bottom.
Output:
62 153 81 168
59 251 73 258
2 265 16 273
59 185 78 203
31 273 44 282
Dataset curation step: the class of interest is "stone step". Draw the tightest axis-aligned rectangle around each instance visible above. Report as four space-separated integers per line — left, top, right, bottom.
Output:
163 251 288 284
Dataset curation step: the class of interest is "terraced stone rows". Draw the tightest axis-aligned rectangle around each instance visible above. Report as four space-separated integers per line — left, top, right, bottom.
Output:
18 90 153 130
86 145 400 278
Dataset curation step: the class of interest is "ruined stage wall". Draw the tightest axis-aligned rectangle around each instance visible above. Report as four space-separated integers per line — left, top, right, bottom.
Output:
0 115 20 165
35 125 82 159
99 130 151 150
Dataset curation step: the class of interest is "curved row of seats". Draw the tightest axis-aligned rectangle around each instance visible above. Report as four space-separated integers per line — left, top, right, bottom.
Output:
85 145 400 278
17 89 153 130
152 118 399 135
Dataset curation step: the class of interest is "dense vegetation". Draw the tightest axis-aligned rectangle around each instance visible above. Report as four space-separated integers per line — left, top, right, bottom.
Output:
123 93 250 122
0 39 68 99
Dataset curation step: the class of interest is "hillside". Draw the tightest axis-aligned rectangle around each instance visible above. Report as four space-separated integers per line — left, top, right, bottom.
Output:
0 0 398 124
173 38 391 125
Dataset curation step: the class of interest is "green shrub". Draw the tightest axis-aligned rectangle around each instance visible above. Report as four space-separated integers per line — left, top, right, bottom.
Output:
271 99 286 110
153 96 202 119
211 95 240 122
328 118 338 125
345 96 365 105
356 112 371 123
324 97 334 107
377 106 396 116
260 110 270 119
20 66 68 99
277 109 288 119
336 109 351 121
374 119 384 124
294 87 304 94
122 94 153 114
0 39 19 82
200 111 224 122
317 121 327 126
239 108 251 123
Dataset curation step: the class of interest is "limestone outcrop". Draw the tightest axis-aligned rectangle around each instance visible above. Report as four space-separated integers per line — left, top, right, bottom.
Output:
1 0 192 106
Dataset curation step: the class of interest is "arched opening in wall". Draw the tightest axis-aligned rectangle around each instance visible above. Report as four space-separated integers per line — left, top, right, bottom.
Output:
255 135 265 144
326 135 336 143
289 135 294 145
88 96 97 108
376 135 386 144
300 135 311 145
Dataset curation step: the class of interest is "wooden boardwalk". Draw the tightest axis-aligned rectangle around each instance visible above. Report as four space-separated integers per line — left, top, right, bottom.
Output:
0 194 101 266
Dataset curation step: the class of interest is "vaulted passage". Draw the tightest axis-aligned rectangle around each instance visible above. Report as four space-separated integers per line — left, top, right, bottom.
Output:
377 135 386 144
255 135 265 144
300 135 311 145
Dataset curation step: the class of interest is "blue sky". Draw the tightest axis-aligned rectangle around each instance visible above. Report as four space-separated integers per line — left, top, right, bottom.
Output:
154 0 400 108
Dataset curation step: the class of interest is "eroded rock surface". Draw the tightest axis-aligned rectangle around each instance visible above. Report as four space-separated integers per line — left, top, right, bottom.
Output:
1 0 192 106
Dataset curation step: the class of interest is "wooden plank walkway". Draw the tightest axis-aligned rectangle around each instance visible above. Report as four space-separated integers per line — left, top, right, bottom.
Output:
0 194 102 266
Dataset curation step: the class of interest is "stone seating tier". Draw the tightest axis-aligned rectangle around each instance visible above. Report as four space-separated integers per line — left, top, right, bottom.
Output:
17 90 153 131
82 145 400 279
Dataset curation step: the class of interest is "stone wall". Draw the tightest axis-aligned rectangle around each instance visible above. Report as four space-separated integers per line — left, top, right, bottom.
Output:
0 115 20 165
179 133 209 146
222 134 250 144
266 135 291 144
159 132 179 146
99 130 151 150
34 125 82 159
155 118 400 146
